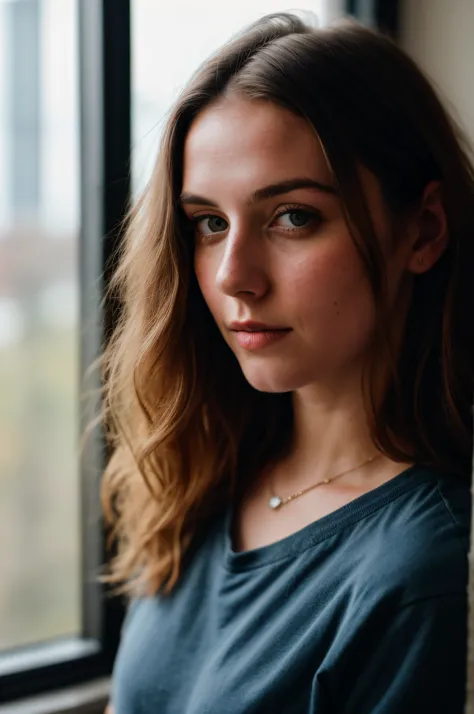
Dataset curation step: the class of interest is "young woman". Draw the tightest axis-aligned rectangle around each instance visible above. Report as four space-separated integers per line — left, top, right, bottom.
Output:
100 12 474 714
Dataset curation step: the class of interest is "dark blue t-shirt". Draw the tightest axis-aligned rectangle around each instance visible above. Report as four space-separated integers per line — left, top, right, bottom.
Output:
111 465 470 713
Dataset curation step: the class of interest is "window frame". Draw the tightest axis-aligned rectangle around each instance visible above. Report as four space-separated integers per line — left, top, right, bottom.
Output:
346 0 399 37
0 0 131 703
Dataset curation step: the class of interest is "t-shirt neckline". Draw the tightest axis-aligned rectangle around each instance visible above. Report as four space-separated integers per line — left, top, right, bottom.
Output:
220 464 436 572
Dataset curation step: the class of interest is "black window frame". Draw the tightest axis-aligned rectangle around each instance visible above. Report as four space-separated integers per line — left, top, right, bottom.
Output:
0 0 131 703
346 0 399 37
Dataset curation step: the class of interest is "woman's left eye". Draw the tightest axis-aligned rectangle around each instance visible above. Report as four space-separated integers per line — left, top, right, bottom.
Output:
273 208 320 231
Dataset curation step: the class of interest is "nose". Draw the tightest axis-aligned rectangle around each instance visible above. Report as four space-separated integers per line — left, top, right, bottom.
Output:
215 229 270 299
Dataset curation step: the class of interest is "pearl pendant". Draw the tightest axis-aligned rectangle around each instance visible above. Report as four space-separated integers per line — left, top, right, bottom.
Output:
269 496 282 509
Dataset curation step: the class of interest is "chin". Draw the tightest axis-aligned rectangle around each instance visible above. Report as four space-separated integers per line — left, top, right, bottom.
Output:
239 364 308 394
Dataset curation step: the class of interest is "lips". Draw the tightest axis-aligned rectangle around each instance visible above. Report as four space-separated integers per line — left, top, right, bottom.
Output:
230 320 290 332
233 328 291 350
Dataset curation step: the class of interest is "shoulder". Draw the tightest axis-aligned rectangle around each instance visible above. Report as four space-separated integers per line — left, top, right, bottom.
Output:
354 467 471 607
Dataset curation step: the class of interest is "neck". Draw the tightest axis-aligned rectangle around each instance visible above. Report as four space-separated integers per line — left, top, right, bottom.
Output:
273 373 381 491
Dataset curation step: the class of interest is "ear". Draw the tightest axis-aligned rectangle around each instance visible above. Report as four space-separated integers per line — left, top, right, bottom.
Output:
406 180 449 275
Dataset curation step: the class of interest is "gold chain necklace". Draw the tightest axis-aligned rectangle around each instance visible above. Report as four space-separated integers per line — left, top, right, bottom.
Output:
268 453 382 510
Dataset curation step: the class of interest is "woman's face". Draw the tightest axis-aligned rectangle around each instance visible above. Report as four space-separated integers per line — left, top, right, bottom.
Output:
181 96 409 393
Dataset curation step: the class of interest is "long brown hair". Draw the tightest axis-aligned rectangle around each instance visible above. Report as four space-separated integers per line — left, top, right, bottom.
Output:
96 13 474 597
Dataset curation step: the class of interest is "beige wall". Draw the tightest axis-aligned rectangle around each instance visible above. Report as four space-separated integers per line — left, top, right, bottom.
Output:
399 3 474 711
399 0 474 153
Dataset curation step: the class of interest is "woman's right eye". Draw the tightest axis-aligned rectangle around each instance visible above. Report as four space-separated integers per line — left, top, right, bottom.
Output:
192 215 228 236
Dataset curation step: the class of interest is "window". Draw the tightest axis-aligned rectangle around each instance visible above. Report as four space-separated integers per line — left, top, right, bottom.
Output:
0 0 81 652
0 0 130 702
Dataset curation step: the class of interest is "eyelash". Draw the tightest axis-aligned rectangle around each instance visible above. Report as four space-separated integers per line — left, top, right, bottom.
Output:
187 203 322 240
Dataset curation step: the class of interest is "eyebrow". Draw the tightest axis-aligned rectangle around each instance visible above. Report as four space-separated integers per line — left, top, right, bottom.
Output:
178 177 339 208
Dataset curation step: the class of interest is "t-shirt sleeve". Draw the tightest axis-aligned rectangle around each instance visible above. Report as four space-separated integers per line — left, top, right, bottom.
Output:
330 594 467 714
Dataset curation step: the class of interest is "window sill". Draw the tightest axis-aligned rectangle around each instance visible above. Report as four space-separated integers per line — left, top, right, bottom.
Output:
0 678 110 714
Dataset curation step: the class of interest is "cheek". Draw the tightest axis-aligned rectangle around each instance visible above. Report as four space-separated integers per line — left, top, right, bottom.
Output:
289 246 375 336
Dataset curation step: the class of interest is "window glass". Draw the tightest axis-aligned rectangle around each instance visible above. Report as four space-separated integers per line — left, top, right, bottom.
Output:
0 0 80 650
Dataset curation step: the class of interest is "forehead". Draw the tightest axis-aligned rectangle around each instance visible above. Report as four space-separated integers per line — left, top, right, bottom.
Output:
182 96 334 192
